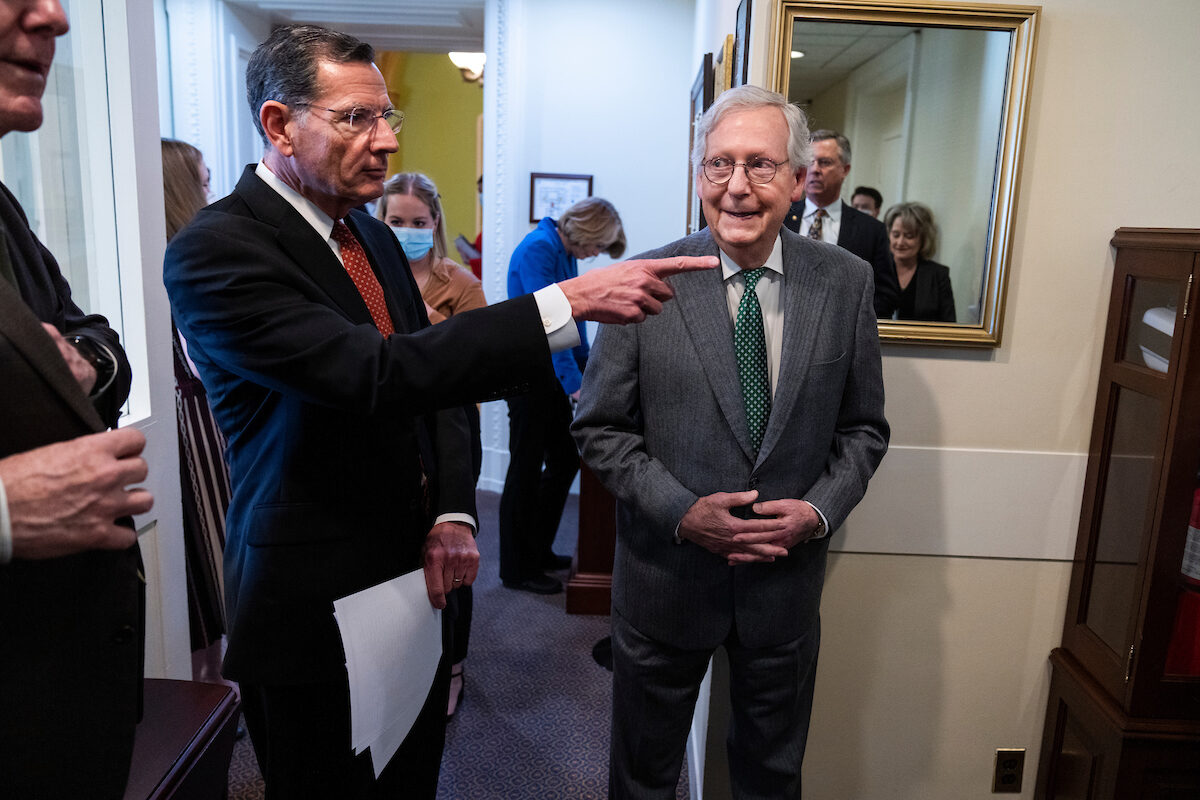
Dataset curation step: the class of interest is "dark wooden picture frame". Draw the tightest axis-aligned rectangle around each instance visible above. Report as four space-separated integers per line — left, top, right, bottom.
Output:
732 0 752 87
529 173 593 223
686 53 715 235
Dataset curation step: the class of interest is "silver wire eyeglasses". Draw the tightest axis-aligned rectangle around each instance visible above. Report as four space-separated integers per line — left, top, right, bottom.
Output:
294 104 405 136
702 156 788 185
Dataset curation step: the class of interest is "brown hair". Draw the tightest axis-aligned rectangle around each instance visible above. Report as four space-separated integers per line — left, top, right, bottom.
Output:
558 197 626 259
161 138 207 241
375 172 448 260
884 201 939 261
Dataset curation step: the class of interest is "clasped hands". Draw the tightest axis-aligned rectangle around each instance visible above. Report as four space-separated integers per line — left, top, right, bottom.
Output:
678 490 822 565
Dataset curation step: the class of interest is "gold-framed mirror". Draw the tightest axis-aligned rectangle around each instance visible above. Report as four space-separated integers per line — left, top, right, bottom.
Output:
771 1 1040 346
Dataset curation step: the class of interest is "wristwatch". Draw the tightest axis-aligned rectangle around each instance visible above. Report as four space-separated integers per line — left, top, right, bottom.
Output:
69 335 117 398
811 515 827 539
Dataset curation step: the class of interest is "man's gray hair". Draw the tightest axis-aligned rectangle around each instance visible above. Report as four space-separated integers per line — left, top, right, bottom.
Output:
246 24 376 145
811 129 852 165
690 85 811 176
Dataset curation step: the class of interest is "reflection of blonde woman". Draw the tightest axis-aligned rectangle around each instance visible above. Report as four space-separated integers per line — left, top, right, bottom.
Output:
377 172 485 718
162 138 231 659
884 201 956 323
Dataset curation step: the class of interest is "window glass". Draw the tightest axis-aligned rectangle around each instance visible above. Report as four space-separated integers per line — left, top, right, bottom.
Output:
0 0 123 339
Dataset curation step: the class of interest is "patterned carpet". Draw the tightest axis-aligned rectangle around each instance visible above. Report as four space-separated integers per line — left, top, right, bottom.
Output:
226 490 689 799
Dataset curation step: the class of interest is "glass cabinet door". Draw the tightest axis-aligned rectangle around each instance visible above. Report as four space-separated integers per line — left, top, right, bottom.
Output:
1063 231 1200 718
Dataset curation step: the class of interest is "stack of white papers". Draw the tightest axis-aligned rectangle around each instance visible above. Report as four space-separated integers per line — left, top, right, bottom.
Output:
333 569 443 777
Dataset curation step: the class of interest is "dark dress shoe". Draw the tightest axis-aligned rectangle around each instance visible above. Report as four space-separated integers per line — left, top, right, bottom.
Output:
542 552 573 571
502 574 563 595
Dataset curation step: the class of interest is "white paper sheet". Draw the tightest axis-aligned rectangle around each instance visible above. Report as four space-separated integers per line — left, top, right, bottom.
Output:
333 568 442 777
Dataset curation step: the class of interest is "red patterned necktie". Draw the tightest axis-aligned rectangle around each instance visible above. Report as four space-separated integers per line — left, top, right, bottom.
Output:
331 220 395 336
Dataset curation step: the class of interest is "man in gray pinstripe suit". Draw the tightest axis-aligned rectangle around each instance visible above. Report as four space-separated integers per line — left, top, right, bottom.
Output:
572 86 889 799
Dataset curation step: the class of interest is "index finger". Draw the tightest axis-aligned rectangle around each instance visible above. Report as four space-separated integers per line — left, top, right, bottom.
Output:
424 562 448 610
638 256 720 278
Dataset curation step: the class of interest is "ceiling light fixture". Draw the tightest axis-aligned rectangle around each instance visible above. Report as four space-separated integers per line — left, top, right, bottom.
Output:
448 52 485 84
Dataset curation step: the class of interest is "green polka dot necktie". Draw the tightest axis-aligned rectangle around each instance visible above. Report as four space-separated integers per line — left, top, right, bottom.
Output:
735 267 771 451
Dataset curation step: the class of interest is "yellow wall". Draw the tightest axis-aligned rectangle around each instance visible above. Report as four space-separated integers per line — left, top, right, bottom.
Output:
377 52 482 257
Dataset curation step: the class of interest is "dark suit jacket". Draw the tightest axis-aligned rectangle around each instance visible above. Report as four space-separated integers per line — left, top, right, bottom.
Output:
164 166 551 685
573 228 889 650
0 183 142 799
898 258 956 322
785 199 899 318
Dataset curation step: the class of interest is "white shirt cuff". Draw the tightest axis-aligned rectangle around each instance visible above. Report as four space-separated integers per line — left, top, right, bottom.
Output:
434 512 478 536
805 501 830 540
533 285 580 353
0 476 12 564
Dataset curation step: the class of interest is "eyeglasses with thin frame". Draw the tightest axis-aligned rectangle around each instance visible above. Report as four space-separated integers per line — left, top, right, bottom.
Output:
702 156 788 185
293 103 405 136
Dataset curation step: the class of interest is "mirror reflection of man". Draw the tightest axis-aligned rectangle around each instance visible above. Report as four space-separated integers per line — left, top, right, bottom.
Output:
851 185 883 218
574 86 889 798
784 130 899 317
0 1 151 797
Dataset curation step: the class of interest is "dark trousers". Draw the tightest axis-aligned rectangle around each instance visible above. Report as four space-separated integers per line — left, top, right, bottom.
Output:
450 402 482 663
240 654 450 799
609 609 820 800
498 384 579 582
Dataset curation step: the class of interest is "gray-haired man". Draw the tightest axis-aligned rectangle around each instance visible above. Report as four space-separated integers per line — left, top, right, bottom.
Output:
574 86 889 798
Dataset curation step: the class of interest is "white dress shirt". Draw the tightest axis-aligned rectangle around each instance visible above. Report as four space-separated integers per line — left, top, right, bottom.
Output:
715 235 829 539
800 197 842 244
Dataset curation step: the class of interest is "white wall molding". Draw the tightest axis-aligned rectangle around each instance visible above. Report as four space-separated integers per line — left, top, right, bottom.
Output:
838 445 1086 561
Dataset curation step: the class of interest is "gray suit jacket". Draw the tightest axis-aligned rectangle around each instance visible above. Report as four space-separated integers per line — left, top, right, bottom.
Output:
572 227 888 650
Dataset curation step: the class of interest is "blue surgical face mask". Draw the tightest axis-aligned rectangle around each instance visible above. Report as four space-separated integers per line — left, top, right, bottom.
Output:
391 227 435 261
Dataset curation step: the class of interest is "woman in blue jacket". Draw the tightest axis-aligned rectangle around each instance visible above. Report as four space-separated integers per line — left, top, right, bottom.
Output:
499 197 626 594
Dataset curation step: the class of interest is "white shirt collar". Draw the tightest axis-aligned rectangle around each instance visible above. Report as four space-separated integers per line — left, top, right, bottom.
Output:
255 161 337 241
804 196 842 224
720 235 784 281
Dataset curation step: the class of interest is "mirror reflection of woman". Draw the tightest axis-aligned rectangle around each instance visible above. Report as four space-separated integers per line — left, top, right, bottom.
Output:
885 201 956 323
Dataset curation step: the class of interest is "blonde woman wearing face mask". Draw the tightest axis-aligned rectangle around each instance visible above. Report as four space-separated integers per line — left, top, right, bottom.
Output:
377 172 486 323
377 172 485 719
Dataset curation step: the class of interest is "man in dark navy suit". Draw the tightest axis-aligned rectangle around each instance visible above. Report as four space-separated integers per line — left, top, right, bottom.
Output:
0 2 151 797
784 130 899 317
164 24 714 799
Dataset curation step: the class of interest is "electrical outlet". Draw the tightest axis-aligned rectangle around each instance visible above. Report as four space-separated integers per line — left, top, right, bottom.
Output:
992 748 1025 793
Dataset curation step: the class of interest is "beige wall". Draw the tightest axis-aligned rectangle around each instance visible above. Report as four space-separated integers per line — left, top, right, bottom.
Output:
706 0 1200 796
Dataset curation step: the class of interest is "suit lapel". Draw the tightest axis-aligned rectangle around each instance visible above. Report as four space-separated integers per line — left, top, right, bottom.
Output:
0 279 106 432
836 201 856 249
757 233 830 462
672 233 758 462
234 169 378 329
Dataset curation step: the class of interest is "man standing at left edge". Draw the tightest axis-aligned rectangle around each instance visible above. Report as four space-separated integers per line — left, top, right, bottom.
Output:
0 2 152 799
165 23 715 800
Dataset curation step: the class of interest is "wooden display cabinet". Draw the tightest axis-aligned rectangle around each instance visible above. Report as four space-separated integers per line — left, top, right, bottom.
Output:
1036 229 1200 799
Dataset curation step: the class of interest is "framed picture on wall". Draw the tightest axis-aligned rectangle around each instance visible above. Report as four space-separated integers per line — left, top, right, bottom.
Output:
717 34 735 95
686 52 715 235
529 173 593 222
732 0 752 87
